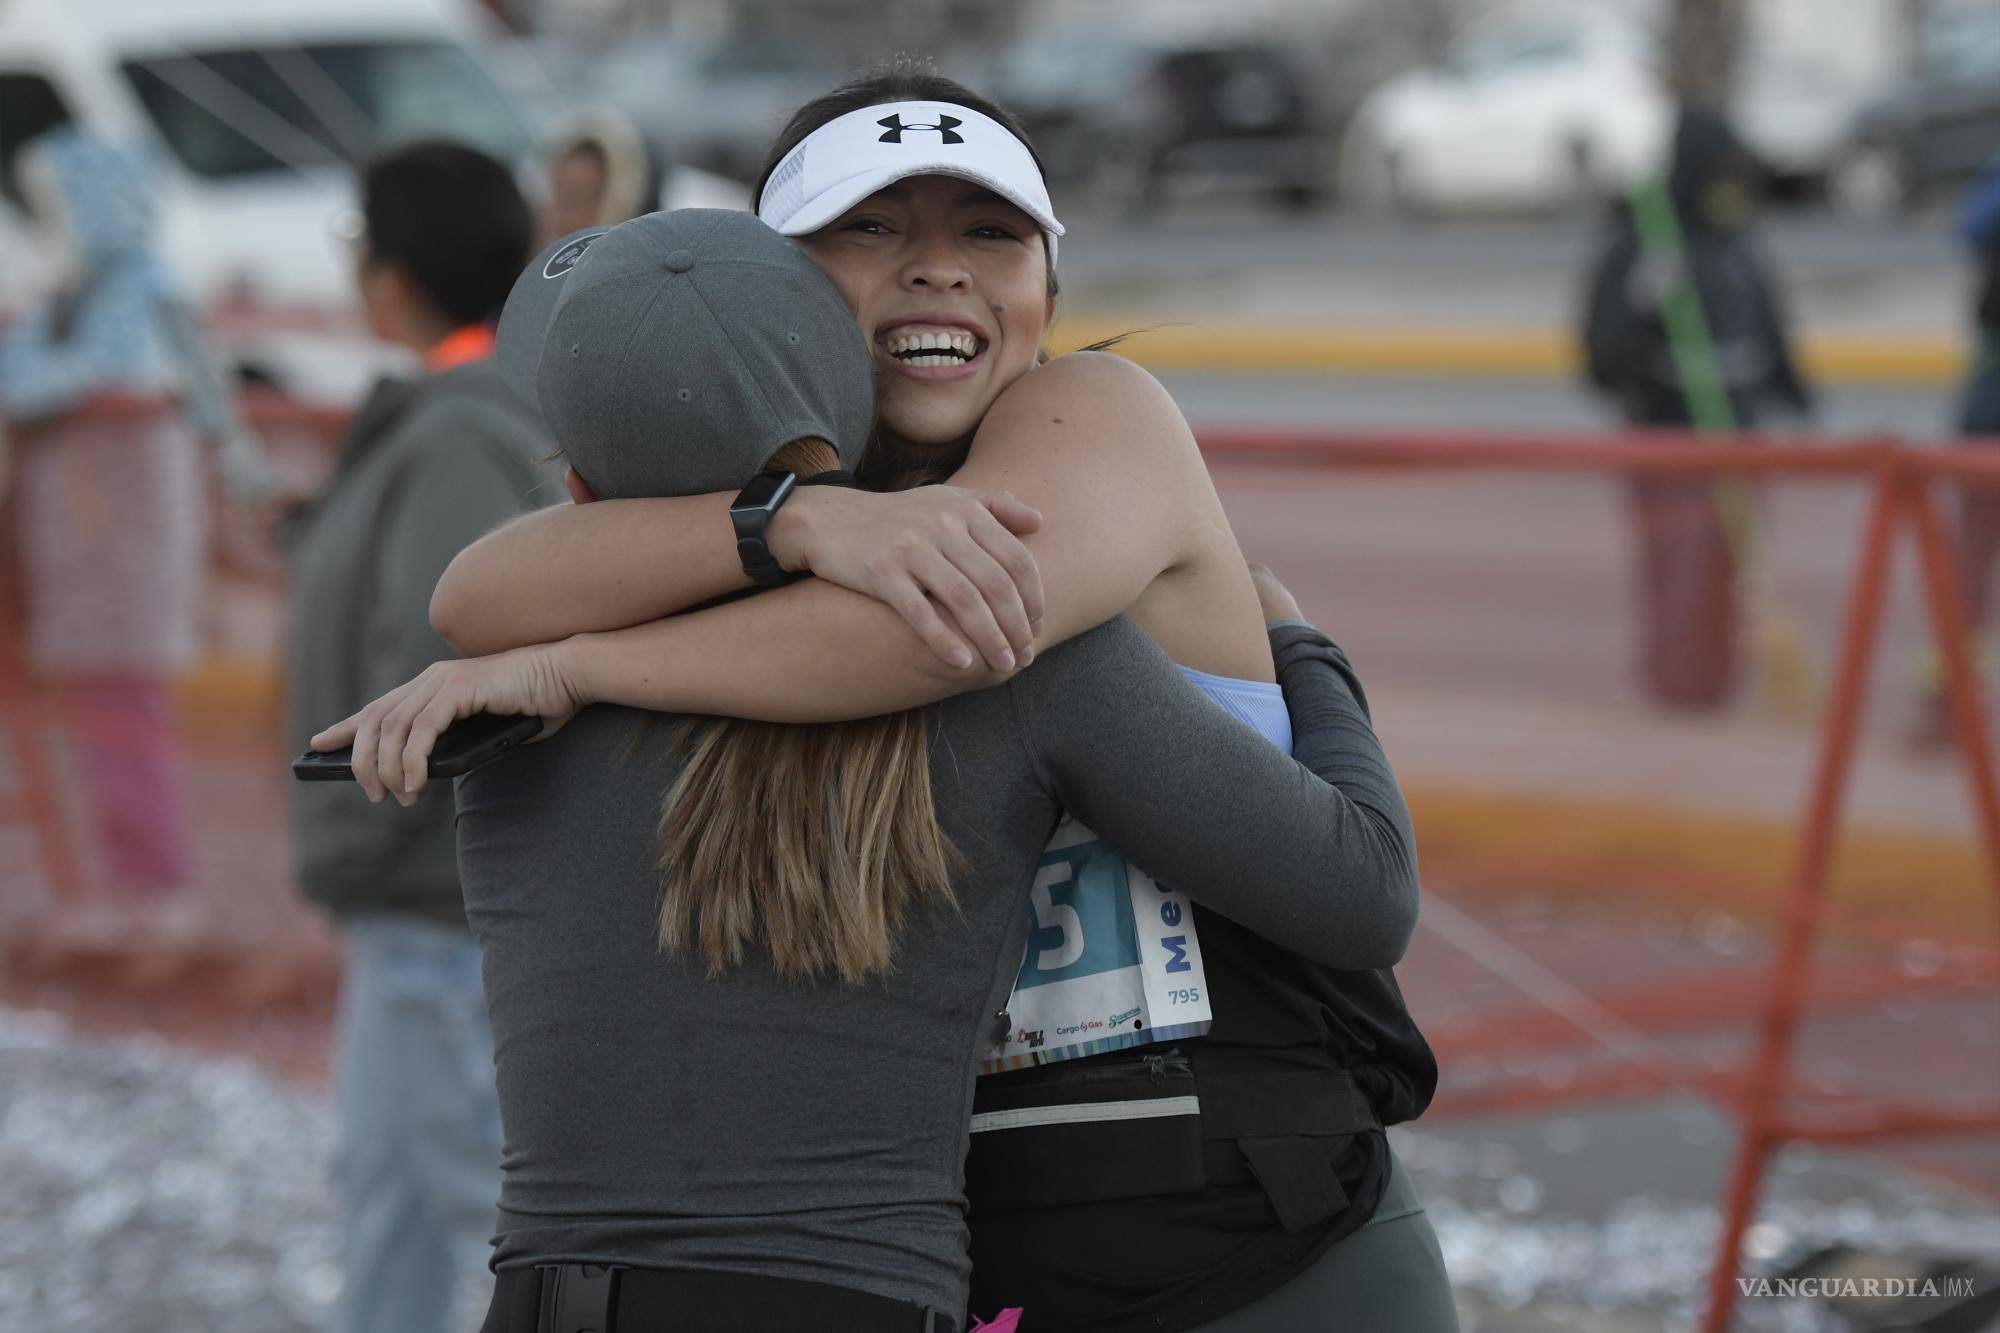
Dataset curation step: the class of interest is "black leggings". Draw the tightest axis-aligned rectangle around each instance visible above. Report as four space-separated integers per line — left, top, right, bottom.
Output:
1190 1148 1460 1332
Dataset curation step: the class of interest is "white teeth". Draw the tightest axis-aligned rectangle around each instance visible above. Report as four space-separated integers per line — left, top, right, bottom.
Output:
884 326 980 360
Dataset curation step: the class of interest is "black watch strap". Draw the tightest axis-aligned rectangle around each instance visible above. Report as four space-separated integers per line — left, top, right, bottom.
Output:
797 469 856 488
731 471 802 588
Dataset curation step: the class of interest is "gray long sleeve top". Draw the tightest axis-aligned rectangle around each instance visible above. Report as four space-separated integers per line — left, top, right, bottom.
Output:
453 615 1418 1317
287 362 554 928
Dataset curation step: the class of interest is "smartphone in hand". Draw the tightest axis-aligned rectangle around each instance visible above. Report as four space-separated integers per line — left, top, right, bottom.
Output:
292 712 544 783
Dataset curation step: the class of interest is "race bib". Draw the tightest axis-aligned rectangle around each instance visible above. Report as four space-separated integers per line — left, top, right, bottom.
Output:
979 813 1212 1074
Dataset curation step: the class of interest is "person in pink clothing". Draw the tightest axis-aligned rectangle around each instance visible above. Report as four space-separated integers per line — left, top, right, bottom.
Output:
0 128 273 896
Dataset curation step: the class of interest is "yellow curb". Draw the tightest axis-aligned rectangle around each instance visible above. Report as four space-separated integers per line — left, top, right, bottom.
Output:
1052 319 1966 386
1802 336 1965 385
1406 783 1993 938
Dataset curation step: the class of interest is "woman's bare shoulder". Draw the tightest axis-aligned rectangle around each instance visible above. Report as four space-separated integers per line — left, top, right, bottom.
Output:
1001 348 1176 409
972 349 1197 466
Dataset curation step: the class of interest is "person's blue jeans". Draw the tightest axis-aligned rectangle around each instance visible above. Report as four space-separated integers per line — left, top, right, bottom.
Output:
333 915 503 1333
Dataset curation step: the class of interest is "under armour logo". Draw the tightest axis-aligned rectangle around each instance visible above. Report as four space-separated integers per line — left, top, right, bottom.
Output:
878 113 963 145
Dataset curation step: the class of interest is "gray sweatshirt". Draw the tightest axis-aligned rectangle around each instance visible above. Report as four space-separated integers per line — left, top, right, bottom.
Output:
287 360 554 928
453 615 1418 1316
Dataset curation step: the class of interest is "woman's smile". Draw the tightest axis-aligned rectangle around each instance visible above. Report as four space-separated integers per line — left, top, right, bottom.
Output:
877 317 989 380
798 174 1052 445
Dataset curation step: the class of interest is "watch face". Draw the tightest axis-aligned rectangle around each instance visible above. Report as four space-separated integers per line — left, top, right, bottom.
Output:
731 471 788 513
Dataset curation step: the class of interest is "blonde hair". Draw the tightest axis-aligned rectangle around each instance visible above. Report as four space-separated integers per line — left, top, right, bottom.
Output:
653 438 962 983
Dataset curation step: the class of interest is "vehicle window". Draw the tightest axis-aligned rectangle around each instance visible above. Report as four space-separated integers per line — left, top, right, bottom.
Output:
1927 14 2000 82
121 40 528 179
1511 36 1581 67
0 72 76 207
698 36 817 77
1451 28 1580 80
998 35 1145 104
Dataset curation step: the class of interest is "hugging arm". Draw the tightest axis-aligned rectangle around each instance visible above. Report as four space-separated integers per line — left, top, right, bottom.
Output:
434 477 1054 671
443 353 1204 719
430 491 747 654
1010 616 1419 971
318 356 1225 778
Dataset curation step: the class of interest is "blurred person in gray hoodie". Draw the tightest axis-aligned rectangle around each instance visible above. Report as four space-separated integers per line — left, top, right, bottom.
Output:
283 140 551 1333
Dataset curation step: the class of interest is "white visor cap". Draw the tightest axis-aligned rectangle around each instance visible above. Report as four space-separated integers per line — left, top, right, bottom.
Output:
757 100 1065 266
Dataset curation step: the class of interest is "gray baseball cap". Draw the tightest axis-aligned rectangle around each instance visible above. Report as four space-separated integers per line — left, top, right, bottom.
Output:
496 208 874 499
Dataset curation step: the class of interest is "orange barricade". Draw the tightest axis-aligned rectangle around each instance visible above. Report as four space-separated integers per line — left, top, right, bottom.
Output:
1196 427 2000 1333
0 399 1995 1329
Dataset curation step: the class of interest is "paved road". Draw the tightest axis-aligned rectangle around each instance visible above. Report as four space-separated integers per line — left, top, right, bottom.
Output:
1198 448 1989 836
7 888 1994 1333
1059 205 1959 279
1166 370 1955 437
1054 203 1966 338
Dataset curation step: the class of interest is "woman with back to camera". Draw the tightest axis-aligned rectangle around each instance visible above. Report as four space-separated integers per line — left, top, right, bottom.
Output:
325 66 1457 1331
326 205 1416 1332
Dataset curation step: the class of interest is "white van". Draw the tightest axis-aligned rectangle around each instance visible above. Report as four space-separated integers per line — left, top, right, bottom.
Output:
0 0 744 400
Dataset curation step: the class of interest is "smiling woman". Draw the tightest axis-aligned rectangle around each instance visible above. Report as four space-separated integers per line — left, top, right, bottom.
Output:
795 173 1052 448
754 88 1066 468
313 60 1452 1333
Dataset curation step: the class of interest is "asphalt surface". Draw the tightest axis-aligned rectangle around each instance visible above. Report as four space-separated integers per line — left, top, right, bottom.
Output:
6 892 1994 1333
1051 200 1967 343
1057 206 1959 280
1165 370 1955 437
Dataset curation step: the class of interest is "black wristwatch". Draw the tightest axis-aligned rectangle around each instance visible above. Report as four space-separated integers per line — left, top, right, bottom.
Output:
730 471 800 587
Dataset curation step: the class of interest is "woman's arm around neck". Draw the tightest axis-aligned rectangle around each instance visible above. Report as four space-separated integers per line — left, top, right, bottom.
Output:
465 352 1215 719
430 491 744 658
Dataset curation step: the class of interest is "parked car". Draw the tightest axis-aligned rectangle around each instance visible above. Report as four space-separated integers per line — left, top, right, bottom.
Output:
1340 10 1668 215
1732 47 1877 191
989 32 1330 213
0 0 544 399
1830 3 2000 217
589 31 843 185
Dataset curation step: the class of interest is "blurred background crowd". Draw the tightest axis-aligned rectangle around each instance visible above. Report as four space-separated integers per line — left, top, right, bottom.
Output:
0 1 1997 1331
6 0 1998 400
